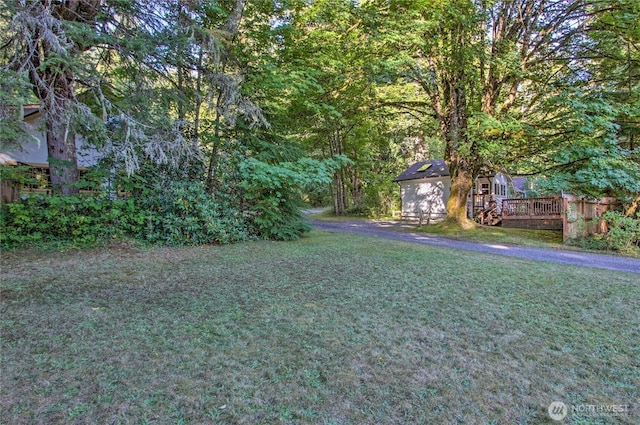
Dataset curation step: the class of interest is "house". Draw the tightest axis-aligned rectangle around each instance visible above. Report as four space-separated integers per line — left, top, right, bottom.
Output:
393 159 518 221
511 176 528 198
0 105 101 202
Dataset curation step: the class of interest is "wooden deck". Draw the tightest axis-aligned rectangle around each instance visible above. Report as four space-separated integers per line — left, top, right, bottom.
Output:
399 195 617 240
501 197 563 230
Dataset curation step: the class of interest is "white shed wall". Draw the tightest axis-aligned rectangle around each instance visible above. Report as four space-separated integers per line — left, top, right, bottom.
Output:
400 177 451 218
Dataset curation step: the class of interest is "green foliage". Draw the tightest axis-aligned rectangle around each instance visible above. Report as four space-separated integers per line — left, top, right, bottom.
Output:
345 204 371 217
601 210 640 251
0 69 33 147
0 178 251 249
0 195 144 248
567 211 640 255
531 90 640 201
361 172 401 217
240 156 349 240
4 0 637 238
135 180 250 246
0 165 36 187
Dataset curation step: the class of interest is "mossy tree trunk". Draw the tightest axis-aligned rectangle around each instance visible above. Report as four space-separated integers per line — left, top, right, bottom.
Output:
25 0 101 195
329 129 349 215
43 73 79 196
445 159 474 226
434 70 478 226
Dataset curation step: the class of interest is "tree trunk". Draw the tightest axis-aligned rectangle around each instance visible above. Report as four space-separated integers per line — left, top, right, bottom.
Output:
445 161 474 226
206 0 246 193
332 171 347 215
351 169 362 207
329 129 348 215
27 0 101 196
41 61 79 196
223 0 247 36
45 109 79 196
441 73 476 226
193 47 204 149
206 93 223 193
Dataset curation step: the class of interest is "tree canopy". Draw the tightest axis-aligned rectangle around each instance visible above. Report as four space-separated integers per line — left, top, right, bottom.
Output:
1 0 637 242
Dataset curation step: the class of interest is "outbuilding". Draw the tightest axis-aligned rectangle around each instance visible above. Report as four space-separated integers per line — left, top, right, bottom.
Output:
393 159 515 222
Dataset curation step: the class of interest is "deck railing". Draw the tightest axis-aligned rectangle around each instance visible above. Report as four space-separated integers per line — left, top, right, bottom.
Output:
502 197 563 218
471 194 491 209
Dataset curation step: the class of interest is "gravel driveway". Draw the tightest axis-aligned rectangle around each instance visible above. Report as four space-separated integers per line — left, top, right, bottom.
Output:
310 218 640 275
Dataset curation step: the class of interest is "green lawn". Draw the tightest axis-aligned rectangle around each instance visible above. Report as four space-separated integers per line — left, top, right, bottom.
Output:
311 211 567 249
1 232 638 424
414 221 565 247
312 211 639 257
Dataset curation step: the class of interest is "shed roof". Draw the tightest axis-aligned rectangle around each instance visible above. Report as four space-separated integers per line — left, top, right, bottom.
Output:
511 177 528 194
393 159 449 182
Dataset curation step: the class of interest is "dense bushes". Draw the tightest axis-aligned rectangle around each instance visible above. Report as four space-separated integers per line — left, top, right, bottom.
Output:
1 155 347 249
0 195 144 247
601 210 640 251
567 210 640 254
0 184 249 249
239 156 348 240
136 181 250 246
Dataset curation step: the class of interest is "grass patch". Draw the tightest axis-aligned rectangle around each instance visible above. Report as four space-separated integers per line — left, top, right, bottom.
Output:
309 212 566 249
1 232 638 424
415 221 565 248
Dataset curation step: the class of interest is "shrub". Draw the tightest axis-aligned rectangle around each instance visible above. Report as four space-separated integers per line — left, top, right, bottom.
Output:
239 156 348 240
345 204 371 217
601 210 640 251
1 155 347 247
136 180 250 246
0 195 145 248
0 181 250 248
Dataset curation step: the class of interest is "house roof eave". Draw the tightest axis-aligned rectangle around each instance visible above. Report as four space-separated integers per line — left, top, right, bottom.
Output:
394 159 450 182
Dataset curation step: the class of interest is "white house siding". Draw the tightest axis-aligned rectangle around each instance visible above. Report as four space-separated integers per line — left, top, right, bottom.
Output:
1 114 100 168
400 177 450 218
472 173 509 214
396 160 522 223
0 112 103 202
491 173 508 213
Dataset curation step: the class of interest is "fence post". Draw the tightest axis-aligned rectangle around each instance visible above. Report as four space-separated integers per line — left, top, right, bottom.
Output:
562 197 569 243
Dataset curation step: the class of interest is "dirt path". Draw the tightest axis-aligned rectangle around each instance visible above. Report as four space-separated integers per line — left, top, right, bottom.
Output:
310 219 640 275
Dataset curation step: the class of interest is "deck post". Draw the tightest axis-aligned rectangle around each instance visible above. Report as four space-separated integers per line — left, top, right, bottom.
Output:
562 197 569 242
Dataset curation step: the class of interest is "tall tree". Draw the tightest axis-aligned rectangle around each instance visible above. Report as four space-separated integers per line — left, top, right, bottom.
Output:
527 0 640 213
365 0 594 225
1 0 263 194
275 0 380 214
2 1 101 195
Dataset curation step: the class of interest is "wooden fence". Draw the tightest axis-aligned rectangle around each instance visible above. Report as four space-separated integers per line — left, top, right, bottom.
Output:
562 195 619 242
396 193 620 243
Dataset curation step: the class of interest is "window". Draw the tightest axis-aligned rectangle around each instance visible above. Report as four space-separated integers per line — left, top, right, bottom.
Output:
21 166 96 193
24 167 50 190
481 183 489 195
